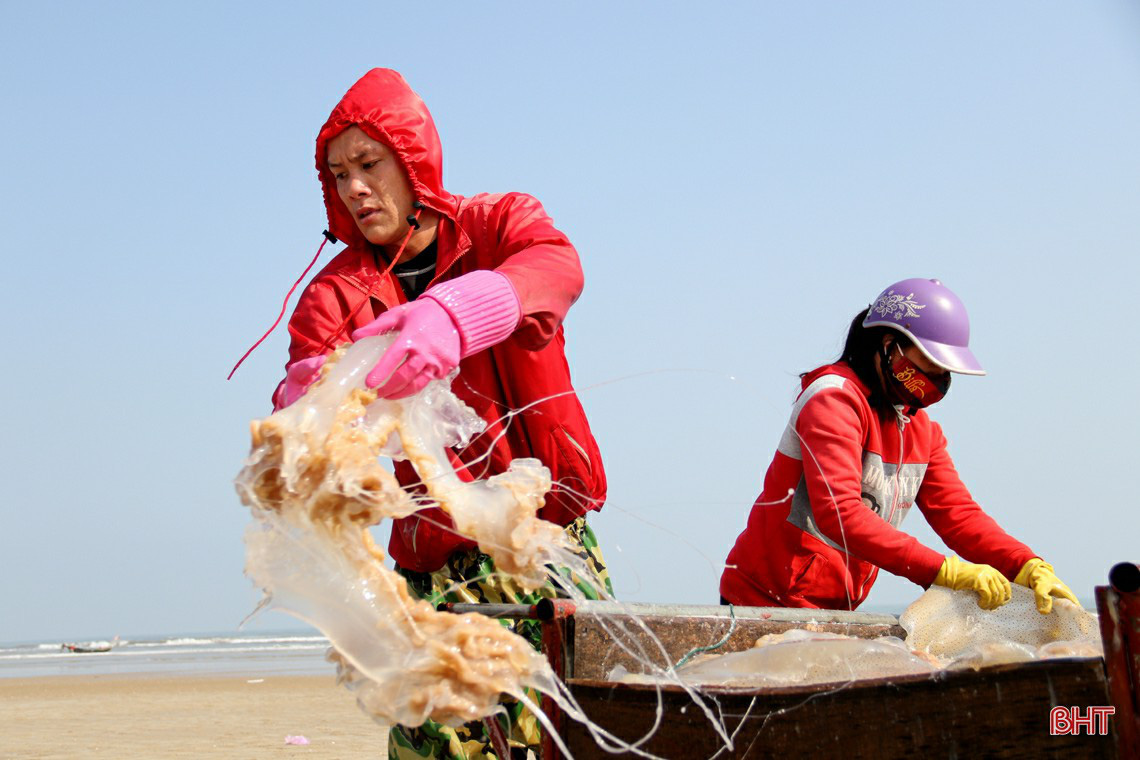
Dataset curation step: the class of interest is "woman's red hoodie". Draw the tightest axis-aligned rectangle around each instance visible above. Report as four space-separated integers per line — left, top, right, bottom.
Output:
721 362 1035 610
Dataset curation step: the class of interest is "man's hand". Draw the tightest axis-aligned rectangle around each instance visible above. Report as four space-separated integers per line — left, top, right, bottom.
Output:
351 299 461 399
351 270 521 399
276 355 328 409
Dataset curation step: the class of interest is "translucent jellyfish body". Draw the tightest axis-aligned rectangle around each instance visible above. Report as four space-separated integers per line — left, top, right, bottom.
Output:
673 628 937 688
235 336 577 727
901 585 1102 667
613 588 1102 691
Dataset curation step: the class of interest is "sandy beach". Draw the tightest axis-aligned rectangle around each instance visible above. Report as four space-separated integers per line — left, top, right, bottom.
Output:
0 674 389 759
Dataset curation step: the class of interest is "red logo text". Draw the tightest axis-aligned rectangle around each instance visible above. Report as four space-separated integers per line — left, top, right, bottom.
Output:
1050 706 1114 736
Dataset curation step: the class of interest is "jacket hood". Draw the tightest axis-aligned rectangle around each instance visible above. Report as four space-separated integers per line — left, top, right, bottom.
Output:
315 68 457 249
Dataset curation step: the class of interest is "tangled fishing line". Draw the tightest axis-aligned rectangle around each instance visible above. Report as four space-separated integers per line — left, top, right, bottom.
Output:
235 339 1100 758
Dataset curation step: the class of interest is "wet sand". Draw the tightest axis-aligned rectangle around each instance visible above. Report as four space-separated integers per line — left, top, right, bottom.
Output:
0 674 388 759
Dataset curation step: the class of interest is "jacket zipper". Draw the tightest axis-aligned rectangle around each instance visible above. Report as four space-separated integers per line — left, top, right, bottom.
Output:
854 408 909 605
886 408 909 526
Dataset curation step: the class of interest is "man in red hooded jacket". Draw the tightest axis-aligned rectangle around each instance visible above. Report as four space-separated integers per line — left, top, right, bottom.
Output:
278 69 611 758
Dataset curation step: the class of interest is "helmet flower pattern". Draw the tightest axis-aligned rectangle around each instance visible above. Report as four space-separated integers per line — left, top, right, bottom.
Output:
872 290 926 320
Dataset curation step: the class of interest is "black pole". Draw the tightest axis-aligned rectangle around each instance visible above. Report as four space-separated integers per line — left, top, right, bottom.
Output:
1109 562 1140 594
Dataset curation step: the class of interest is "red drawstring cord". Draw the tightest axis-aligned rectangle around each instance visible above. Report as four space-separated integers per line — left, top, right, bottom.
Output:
313 207 423 355
229 206 427 378
226 232 334 380
379 207 422 279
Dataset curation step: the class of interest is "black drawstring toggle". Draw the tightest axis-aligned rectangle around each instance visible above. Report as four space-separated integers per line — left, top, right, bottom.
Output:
322 229 338 244
406 201 424 229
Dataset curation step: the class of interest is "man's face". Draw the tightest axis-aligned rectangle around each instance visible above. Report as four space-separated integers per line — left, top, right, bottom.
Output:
326 126 415 248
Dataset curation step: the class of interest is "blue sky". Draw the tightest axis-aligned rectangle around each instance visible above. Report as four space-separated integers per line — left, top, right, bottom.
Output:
2 1 1138 642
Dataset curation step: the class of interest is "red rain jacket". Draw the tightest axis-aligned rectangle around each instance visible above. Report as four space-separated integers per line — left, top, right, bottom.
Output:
279 69 606 571
720 362 1036 610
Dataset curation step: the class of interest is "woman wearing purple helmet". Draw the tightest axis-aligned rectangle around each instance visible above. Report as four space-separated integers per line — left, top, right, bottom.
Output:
721 278 1079 614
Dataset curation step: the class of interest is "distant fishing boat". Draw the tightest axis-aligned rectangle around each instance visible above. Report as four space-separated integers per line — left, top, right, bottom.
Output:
60 635 118 653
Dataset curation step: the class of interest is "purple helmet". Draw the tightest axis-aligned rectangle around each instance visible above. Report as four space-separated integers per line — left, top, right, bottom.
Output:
862 278 985 375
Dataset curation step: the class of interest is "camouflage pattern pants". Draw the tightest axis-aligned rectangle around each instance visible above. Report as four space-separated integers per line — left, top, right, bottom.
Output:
387 518 612 760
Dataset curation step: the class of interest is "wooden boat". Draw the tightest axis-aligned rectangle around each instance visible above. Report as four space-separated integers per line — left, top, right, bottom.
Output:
560 601 1112 756
556 603 1113 759
565 658 1112 758
445 594 1132 759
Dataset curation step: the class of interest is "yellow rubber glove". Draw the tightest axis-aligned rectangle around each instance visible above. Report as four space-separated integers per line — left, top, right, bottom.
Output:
1015 558 1081 614
933 556 1012 611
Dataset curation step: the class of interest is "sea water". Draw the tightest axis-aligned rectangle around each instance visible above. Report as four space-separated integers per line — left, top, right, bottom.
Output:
0 628 330 678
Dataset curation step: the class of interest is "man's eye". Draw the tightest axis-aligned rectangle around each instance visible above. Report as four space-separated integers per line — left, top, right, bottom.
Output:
363 160 377 170
334 172 347 181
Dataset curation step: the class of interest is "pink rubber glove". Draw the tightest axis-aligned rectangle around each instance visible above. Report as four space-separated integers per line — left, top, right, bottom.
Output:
273 355 327 410
351 298 461 398
351 270 522 399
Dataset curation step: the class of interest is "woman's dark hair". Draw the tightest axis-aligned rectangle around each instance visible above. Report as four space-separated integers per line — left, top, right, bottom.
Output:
804 308 908 415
